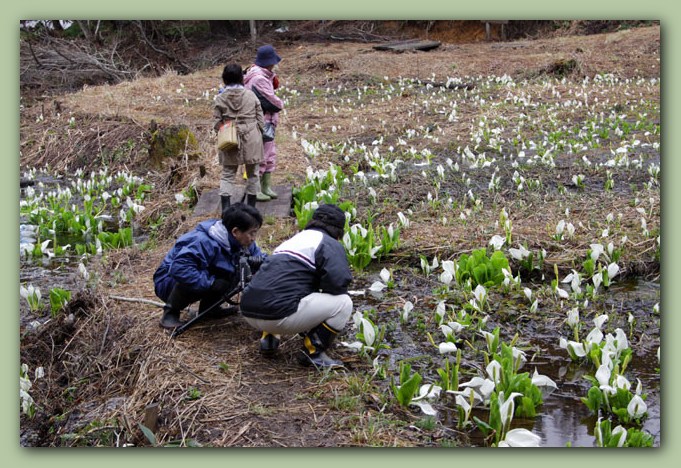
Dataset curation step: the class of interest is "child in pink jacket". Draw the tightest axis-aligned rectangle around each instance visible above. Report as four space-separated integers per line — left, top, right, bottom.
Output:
244 44 284 201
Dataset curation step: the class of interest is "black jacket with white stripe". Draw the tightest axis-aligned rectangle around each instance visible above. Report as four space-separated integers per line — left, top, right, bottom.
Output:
240 227 352 320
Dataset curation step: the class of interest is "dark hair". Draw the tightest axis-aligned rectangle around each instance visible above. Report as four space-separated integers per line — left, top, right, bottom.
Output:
306 219 344 240
305 204 346 240
222 203 263 232
222 63 244 86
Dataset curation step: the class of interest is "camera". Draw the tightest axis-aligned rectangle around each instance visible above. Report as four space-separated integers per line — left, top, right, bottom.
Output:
237 254 266 286
246 255 265 272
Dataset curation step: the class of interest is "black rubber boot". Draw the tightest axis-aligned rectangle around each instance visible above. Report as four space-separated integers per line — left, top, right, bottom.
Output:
220 195 231 215
246 193 257 207
196 281 239 320
299 322 344 369
159 285 192 329
159 307 184 329
259 331 281 356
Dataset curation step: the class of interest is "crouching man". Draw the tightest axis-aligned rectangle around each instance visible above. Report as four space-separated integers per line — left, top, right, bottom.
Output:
153 203 265 330
240 204 353 369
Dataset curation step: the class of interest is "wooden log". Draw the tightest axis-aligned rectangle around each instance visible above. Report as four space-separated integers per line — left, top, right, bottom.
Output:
373 39 441 52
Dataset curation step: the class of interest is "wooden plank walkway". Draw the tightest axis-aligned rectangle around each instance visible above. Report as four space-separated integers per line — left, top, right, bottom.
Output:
373 39 441 52
193 184 293 219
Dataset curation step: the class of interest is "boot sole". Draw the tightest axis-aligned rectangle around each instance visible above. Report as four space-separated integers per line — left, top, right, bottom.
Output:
297 353 344 369
159 321 185 330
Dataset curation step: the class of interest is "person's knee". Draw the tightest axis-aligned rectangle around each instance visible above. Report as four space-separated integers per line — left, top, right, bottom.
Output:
339 294 353 316
330 294 353 328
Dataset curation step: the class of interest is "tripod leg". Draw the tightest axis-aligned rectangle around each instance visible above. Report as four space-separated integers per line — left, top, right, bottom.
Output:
171 285 243 338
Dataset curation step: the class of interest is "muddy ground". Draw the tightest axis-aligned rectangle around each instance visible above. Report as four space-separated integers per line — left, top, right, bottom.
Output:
19 23 660 447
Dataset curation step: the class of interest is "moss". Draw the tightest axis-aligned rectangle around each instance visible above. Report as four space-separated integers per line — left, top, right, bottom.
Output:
147 122 200 167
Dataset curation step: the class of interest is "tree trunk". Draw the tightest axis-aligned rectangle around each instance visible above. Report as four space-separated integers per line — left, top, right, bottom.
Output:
250 20 257 44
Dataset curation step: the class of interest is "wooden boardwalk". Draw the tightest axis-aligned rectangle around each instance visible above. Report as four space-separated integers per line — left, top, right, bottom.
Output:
193 184 293 219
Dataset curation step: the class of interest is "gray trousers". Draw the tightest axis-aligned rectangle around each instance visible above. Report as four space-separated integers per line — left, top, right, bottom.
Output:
220 163 259 197
243 293 353 335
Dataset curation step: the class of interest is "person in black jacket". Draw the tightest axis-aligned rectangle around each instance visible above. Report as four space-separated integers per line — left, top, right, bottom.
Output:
240 204 353 368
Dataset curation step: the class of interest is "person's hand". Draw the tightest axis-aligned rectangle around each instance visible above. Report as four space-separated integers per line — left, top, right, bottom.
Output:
272 75 280 89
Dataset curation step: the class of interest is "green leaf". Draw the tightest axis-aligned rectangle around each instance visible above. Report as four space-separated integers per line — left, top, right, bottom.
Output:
472 264 489 287
138 423 157 446
49 288 71 317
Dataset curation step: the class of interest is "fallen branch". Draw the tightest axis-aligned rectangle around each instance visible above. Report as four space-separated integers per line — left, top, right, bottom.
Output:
110 295 164 307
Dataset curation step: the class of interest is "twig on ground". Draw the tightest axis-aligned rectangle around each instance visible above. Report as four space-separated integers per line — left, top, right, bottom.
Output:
111 295 165 307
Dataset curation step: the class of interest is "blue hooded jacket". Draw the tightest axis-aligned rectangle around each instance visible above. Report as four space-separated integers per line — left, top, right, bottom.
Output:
153 219 263 302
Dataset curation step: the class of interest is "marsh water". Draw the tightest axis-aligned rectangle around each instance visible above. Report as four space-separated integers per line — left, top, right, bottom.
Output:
360 275 660 447
529 279 661 447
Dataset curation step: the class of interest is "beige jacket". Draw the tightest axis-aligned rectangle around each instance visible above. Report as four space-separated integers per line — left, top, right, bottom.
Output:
213 86 264 165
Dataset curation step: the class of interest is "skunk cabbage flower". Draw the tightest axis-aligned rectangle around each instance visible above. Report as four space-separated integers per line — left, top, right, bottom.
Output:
566 308 580 328
379 268 391 284
595 364 612 387
590 243 604 262
556 287 569 299
531 368 557 397
438 342 458 354
459 377 496 402
447 386 484 407
486 360 503 384
454 394 473 422
560 337 587 359
440 260 456 285
607 263 620 279
410 384 442 416
489 235 505 250
611 425 628 447
498 428 541 447
402 301 414 322
627 395 647 419
368 281 386 293
435 301 446 323
498 391 523 429
592 271 603 290
585 327 604 346
509 244 530 261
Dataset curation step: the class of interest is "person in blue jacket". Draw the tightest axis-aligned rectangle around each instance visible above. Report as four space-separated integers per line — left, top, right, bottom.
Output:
153 203 265 330
240 204 353 369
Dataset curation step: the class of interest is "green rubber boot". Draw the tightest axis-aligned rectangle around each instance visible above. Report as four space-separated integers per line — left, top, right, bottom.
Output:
261 172 278 199
255 191 271 202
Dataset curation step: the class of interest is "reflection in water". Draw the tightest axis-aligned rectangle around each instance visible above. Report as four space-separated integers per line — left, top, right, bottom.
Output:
528 336 660 447
531 401 596 447
530 377 659 446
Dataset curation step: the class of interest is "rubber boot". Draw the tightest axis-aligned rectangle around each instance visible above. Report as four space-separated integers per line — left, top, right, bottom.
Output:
255 190 271 202
246 193 258 207
299 322 344 369
159 306 184 329
259 331 281 356
260 172 278 199
159 287 189 330
220 195 230 215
